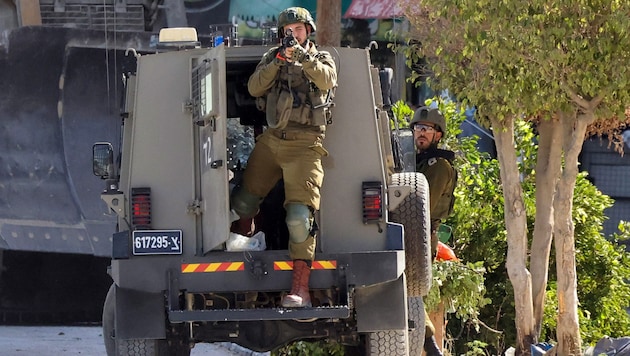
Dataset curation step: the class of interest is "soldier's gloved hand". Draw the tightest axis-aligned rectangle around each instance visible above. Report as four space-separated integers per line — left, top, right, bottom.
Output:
273 50 289 66
291 45 312 64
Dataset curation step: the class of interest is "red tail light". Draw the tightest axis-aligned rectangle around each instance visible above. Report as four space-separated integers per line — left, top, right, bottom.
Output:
131 187 151 229
362 182 383 224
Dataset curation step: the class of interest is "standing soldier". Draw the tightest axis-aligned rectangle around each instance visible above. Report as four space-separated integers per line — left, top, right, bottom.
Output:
411 106 457 356
230 7 337 308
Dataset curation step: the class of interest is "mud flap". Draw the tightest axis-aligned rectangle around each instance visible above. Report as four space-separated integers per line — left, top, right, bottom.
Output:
115 285 167 340
354 273 408 332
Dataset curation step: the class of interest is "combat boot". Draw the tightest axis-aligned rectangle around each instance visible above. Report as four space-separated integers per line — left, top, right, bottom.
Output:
424 335 443 356
281 260 311 308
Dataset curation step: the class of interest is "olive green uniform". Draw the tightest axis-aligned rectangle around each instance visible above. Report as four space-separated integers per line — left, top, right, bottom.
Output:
416 147 457 339
236 41 337 261
416 148 457 254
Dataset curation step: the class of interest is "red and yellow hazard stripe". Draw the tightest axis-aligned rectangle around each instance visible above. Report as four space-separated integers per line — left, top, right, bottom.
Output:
274 260 337 270
181 262 244 273
181 260 337 273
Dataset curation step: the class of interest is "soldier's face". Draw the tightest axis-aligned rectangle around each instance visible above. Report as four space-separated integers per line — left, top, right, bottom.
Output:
284 23 309 45
413 121 442 151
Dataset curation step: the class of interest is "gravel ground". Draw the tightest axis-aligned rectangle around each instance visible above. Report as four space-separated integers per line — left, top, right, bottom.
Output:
0 325 270 356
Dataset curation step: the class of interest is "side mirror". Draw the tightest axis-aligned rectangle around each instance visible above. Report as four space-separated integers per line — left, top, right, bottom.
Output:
93 142 115 179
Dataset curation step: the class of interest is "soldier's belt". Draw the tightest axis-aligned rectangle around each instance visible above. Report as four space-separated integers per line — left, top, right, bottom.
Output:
268 129 323 140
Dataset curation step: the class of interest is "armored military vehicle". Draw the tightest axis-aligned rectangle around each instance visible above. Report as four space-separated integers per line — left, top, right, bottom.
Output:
93 28 432 355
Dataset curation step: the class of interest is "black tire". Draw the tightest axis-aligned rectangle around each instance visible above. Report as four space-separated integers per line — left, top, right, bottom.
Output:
102 284 115 356
102 283 190 356
118 333 190 356
117 338 159 355
365 329 409 355
408 296 427 355
390 172 432 297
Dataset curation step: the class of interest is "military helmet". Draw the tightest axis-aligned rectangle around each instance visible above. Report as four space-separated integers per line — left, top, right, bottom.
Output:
409 106 447 133
278 7 316 35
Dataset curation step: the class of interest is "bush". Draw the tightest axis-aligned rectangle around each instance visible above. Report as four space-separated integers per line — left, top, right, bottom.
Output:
444 114 630 353
276 101 630 355
273 340 345 356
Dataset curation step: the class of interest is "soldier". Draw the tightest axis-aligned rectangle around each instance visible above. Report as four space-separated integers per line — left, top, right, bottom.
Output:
411 106 457 356
230 7 337 308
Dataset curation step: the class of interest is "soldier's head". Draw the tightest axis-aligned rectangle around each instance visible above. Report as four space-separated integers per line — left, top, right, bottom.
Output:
278 7 316 45
410 106 446 152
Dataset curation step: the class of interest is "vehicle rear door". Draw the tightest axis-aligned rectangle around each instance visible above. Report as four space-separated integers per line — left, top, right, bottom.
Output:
191 45 229 253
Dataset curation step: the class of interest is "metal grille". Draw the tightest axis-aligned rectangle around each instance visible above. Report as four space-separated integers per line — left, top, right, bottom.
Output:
191 60 210 124
131 187 151 229
40 4 145 32
362 181 383 224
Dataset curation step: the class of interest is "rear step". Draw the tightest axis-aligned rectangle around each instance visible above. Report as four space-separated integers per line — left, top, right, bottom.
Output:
169 305 350 322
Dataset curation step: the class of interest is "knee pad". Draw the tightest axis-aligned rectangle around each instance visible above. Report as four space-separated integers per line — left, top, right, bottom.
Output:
285 203 313 244
230 185 263 219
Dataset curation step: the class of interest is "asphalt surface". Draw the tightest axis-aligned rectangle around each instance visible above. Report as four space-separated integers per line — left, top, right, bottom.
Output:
0 325 270 356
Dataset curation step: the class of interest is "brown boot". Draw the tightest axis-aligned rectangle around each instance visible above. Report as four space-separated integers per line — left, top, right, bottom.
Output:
281 260 312 308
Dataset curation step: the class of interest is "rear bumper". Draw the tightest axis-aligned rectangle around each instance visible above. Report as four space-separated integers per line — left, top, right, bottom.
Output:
111 249 405 293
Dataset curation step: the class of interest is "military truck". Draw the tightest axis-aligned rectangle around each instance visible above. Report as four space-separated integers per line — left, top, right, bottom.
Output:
93 28 432 355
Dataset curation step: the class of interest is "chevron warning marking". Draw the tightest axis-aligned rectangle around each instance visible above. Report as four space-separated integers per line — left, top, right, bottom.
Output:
181 262 244 273
273 260 337 270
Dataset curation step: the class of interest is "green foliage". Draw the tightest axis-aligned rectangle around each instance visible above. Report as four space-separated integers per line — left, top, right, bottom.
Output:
543 195 630 343
425 260 491 326
444 119 630 354
441 107 513 354
274 104 630 355
464 340 490 356
272 340 345 356
395 1 630 353
391 100 414 129
400 0 630 121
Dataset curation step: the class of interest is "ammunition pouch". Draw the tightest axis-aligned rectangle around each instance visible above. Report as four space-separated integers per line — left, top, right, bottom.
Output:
265 85 293 129
264 87 334 128
309 87 335 126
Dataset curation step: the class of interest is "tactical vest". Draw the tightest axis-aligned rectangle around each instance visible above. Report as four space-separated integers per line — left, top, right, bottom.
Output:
263 47 334 129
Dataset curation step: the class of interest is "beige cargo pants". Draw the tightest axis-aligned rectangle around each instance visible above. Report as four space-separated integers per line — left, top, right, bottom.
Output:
242 129 327 260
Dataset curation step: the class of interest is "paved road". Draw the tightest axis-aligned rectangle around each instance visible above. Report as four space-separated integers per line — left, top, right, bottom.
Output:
0 325 270 356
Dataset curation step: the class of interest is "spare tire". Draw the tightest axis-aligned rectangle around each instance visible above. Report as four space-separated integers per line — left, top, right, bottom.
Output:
390 172 432 297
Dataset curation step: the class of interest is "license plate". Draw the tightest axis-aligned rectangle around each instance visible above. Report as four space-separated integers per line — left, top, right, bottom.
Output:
132 230 183 255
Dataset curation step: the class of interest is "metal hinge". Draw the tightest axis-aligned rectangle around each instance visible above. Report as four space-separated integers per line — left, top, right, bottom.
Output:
194 115 216 128
183 99 194 114
187 200 203 215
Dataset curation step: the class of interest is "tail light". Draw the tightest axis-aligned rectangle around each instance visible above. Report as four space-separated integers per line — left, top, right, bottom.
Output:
131 187 151 229
362 181 383 224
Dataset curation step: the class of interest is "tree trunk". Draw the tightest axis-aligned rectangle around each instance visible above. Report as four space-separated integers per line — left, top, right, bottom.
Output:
554 111 592 355
491 115 535 355
315 0 342 46
424 302 446 356
530 117 562 338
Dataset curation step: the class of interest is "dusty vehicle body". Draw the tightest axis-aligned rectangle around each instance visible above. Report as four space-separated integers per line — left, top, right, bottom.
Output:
0 0 245 322
0 0 198 321
93 30 432 355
